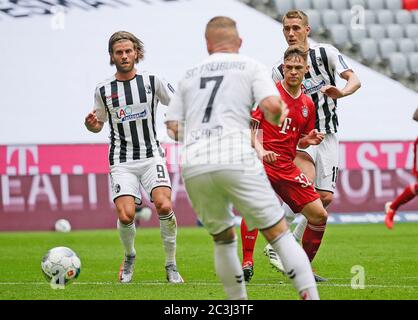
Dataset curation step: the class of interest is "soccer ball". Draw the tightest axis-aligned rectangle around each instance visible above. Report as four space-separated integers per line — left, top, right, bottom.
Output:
135 206 152 221
41 247 81 289
55 219 71 232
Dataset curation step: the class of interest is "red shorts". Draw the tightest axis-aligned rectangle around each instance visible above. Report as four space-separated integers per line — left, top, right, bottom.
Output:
264 160 320 213
414 138 418 179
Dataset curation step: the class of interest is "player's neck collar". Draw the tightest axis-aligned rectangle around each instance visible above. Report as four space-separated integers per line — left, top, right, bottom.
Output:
281 80 302 99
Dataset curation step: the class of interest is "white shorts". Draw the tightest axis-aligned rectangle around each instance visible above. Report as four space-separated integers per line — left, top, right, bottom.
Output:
297 133 339 193
183 168 284 235
110 157 171 204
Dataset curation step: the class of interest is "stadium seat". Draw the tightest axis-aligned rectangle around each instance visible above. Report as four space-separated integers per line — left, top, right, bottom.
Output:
349 0 366 7
273 0 294 16
364 10 377 24
404 24 418 39
350 27 368 48
388 52 409 79
330 0 348 10
398 38 415 54
386 24 404 39
384 0 402 10
397 38 416 54
294 0 312 9
330 24 351 50
394 10 413 25
312 0 330 10
407 52 418 79
412 10 418 24
378 38 397 61
368 24 386 41
321 9 340 30
340 10 354 26
366 0 385 10
305 9 323 34
376 10 395 24
359 38 380 64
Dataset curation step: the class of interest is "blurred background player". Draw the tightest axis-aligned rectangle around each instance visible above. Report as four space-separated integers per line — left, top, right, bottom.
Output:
241 46 326 283
385 107 418 229
263 10 361 281
166 16 319 300
84 31 183 284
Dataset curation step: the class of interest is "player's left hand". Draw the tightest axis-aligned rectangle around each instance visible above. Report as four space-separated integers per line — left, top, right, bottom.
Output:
320 85 345 99
306 129 325 145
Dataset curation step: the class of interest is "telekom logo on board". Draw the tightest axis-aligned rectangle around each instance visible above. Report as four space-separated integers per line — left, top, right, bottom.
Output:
5 146 39 175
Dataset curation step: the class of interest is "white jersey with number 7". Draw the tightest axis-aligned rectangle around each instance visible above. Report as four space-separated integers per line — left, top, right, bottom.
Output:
166 52 279 179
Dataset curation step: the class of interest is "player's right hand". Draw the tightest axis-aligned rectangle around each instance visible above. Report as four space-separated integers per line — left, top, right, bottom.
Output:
85 110 98 126
262 150 278 164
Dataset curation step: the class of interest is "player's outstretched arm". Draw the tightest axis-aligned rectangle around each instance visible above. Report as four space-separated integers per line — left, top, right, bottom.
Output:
84 110 104 133
320 70 361 100
298 129 325 149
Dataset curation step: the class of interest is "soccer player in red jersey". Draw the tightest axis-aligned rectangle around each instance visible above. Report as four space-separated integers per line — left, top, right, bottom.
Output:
384 108 418 229
241 46 327 282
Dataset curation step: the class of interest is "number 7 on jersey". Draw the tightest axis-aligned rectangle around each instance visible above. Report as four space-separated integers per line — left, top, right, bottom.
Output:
200 76 224 123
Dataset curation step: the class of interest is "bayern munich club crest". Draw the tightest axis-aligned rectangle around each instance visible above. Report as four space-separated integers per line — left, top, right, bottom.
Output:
301 106 309 118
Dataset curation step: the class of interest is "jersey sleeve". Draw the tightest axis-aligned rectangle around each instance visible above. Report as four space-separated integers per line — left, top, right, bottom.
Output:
303 96 316 136
155 76 175 106
326 45 352 76
94 86 108 122
165 80 184 122
252 62 279 105
271 60 284 84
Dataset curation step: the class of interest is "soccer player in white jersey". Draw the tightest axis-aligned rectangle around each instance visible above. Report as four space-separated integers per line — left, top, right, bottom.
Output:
166 16 319 300
84 31 183 284
263 10 361 281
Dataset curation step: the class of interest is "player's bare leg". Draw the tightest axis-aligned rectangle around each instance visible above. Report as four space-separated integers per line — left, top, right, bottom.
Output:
115 195 137 283
291 151 317 243
152 186 184 283
261 219 319 300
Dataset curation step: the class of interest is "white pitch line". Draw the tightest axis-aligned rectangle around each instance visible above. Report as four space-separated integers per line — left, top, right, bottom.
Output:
0 282 417 289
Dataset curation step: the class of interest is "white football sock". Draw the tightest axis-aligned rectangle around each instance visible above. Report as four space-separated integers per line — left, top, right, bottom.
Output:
269 230 319 300
117 219 136 257
214 238 247 300
293 215 308 243
159 211 177 266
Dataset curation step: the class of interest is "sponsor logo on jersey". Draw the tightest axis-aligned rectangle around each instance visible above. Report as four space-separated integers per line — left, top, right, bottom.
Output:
302 79 325 95
106 93 119 105
301 106 309 118
114 184 121 194
115 106 147 122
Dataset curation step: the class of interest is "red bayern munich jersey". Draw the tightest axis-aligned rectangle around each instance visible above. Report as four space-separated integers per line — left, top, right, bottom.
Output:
252 81 316 161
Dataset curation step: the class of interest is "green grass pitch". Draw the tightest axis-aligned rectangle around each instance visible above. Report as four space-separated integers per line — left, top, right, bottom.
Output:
0 223 417 300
